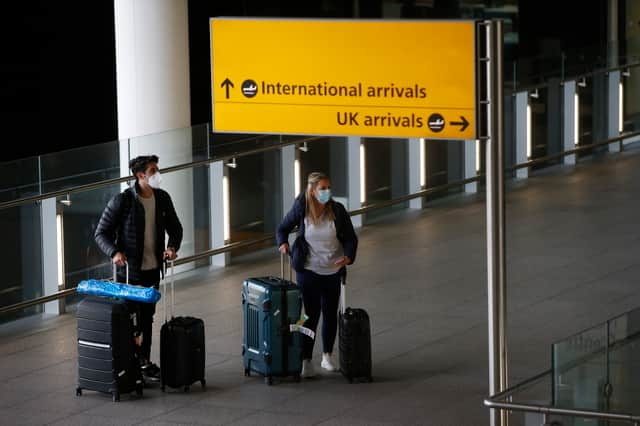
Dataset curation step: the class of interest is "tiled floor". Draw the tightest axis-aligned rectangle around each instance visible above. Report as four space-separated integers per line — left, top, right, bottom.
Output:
1 147 640 425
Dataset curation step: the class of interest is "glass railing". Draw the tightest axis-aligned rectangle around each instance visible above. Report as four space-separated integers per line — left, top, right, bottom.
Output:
0 131 357 323
553 307 640 424
485 308 640 425
505 40 640 92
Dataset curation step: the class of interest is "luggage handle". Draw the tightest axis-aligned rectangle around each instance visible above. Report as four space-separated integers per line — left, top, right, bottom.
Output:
112 261 129 284
280 252 293 282
162 260 175 323
340 272 346 314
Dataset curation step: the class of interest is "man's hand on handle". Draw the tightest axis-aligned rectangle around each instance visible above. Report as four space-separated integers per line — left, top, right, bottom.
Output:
164 247 177 261
113 252 127 267
279 243 289 255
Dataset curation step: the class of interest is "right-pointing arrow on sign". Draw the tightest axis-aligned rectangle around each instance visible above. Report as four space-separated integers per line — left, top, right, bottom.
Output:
450 116 469 132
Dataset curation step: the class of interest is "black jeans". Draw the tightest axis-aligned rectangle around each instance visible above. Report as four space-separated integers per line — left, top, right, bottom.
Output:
296 269 342 360
119 268 160 362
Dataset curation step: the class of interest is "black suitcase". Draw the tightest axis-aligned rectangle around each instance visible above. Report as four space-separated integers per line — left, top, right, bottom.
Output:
338 276 373 383
76 295 144 401
160 261 206 392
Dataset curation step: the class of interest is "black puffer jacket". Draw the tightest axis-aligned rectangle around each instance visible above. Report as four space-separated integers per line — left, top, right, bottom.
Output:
94 183 183 283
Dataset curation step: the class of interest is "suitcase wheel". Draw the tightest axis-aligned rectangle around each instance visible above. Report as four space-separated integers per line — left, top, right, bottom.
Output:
136 386 143 397
265 376 273 386
244 368 250 377
184 386 190 393
201 379 207 389
112 392 120 402
75 387 82 397
347 377 354 384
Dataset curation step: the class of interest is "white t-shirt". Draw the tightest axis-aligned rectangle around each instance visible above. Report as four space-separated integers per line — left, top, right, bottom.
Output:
304 216 343 275
138 194 158 271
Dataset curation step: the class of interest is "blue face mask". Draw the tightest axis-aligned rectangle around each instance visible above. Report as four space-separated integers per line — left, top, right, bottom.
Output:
317 189 331 204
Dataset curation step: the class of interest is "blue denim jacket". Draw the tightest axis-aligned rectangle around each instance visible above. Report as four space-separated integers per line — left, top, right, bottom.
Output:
276 193 358 272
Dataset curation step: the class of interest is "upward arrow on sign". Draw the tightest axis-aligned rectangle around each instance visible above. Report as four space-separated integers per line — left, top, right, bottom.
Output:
221 78 234 99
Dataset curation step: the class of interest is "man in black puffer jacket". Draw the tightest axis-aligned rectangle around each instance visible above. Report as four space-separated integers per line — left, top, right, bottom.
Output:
95 154 183 382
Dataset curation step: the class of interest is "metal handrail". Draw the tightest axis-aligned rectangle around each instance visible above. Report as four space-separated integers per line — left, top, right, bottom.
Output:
0 135 323 211
509 130 640 172
484 370 640 424
1 130 640 316
509 60 640 95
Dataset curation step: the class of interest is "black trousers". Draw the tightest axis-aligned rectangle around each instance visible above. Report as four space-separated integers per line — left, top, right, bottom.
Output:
296 269 342 360
119 268 160 362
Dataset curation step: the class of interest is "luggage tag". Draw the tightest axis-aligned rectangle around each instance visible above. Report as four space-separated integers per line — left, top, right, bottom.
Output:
289 312 314 339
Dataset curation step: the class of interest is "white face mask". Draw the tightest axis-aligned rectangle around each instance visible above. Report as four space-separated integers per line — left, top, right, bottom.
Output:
145 172 162 189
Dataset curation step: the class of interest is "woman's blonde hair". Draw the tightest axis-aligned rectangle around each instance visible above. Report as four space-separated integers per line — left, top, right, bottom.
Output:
305 172 335 225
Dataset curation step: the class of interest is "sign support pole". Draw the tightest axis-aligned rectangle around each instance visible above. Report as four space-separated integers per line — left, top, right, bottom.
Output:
485 19 507 426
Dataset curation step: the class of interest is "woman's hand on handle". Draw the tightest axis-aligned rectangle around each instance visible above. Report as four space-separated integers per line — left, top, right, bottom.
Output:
334 256 351 269
279 243 289 255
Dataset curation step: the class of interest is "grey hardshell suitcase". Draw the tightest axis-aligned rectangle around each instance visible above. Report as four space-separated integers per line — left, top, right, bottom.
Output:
242 255 302 385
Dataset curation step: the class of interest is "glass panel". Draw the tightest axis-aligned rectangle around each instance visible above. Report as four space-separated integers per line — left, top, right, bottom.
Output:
40 139 121 193
0 203 43 323
607 308 640 413
62 161 212 304
297 137 348 203
362 138 408 221
128 124 211 168
227 149 282 257
621 64 640 133
60 183 121 308
529 86 548 166
0 156 40 203
552 323 608 421
424 139 447 201
212 133 283 159
576 76 596 158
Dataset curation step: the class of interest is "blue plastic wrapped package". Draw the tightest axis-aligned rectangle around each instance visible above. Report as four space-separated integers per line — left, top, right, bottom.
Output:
77 279 161 304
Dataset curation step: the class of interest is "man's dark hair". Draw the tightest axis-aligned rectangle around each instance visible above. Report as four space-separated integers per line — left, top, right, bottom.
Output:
129 155 159 176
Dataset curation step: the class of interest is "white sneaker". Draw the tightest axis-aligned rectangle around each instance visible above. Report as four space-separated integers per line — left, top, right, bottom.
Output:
321 353 338 372
301 359 316 378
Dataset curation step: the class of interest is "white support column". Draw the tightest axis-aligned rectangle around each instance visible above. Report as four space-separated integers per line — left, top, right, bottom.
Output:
347 136 363 228
209 161 229 267
114 0 195 273
515 91 529 178
41 198 60 314
281 145 296 216
608 70 621 153
563 81 577 165
408 138 423 209
464 139 478 193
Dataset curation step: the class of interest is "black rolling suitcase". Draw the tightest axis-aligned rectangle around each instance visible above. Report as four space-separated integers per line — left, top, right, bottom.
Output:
76 295 143 401
339 274 373 383
76 263 144 401
160 261 206 392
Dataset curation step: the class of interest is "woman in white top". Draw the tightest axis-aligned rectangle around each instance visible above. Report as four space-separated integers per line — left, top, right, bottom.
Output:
276 172 358 378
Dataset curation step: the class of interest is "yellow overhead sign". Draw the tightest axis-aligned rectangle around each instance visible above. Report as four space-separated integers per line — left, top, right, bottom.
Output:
210 18 476 140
